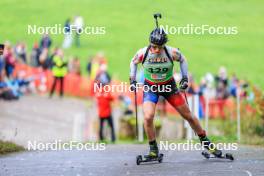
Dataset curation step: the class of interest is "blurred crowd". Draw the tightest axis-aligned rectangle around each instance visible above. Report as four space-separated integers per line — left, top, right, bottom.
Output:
0 41 35 100
0 22 115 101
184 66 253 101
0 15 87 101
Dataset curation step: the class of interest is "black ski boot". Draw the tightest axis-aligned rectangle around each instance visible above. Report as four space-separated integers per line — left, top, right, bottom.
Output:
199 136 222 157
136 140 164 165
147 140 159 158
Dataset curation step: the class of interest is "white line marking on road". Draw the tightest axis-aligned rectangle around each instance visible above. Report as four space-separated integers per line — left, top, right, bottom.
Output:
244 170 252 176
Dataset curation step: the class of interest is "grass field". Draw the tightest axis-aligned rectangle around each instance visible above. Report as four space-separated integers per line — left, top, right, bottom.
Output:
0 0 263 89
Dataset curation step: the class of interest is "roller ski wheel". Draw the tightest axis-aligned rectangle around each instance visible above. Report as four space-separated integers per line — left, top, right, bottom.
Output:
136 153 164 165
201 151 234 161
136 155 143 165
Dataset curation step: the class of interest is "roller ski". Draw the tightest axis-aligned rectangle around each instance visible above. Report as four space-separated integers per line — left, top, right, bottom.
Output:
136 140 163 165
136 153 164 165
200 136 234 161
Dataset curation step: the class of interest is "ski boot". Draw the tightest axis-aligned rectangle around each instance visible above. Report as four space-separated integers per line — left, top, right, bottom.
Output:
199 136 234 161
199 136 222 157
136 141 163 165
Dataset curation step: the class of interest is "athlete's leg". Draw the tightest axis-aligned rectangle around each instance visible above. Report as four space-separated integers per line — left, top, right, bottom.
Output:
177 104 204 135
166 93 204 134
143 90 159 157
167 93 222 156
143 101 157 141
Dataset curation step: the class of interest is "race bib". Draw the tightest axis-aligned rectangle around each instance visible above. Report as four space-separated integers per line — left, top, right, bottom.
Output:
151 73 167 80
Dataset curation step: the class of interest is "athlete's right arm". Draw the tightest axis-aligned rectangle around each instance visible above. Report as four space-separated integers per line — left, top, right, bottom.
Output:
129 48 145 81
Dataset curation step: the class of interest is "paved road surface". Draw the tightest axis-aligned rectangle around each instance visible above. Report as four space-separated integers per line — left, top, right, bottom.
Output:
1 144 264 176
0 95 88 146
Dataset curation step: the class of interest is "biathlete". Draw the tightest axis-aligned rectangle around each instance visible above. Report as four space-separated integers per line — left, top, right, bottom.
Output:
129 14 222 159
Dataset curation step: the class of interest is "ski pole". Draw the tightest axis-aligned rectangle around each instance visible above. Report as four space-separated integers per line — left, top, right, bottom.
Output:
134 88 139 141
182 90 197 136
153 13 162 28
183 91 189 107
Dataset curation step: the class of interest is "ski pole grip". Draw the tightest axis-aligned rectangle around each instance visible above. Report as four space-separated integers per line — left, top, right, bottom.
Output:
153 13 162 28
153 13 162 19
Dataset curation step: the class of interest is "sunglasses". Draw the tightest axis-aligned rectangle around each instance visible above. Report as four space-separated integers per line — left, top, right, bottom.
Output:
150 44 164 50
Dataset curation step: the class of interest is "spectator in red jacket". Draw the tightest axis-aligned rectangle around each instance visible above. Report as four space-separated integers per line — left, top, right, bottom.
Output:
95 89 116 142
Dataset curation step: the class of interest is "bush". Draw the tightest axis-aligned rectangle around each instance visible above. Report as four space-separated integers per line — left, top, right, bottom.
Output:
119 116 161 140
0 140 24 155
251 86 264 136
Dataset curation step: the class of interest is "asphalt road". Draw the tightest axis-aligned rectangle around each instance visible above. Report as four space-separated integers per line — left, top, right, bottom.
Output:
1 144 264 176
0 95 88 146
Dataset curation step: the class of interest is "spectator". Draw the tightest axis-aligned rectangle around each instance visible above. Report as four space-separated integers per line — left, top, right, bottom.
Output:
30 42 41 67
0 71 18 100
239 79 249 99
49 49 67 98
43 47 59 70
198 77 207 96
187 74 197 95
0 44 4 79
215 66 229 99
62 18 73 49
39 48 49 69
0 56 4 75
3 42 16 78
68 56 81 75
47 47 59 68
15 42 27 63
95 63 111 86
11 70 34 96
40 34 52 51
0 44 3 55
86 56 94 77
73 15 84 47
229 74 239 98
216 81 229 100
95 88 116 142
90 53 105 80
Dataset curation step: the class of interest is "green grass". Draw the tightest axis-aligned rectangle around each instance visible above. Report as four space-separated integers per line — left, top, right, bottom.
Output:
0 140 24 155
0 0 263 89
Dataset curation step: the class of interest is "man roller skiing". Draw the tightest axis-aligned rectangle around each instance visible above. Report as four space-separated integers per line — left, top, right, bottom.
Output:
129 14 222 159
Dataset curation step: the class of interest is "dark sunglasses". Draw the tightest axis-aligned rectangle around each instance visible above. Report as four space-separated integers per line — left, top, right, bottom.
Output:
150 44 164 50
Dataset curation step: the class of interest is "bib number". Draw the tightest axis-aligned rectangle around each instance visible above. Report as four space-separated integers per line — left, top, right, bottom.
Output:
148 67 168 74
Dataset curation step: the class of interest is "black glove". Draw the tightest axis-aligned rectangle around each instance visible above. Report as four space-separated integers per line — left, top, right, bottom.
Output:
179 76 188 90
129 78 137 92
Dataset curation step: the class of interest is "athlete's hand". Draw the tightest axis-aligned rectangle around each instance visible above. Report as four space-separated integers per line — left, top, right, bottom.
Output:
179 77 188 91
129 78 137 92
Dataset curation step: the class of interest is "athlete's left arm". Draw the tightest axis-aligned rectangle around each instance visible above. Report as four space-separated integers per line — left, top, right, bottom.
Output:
129 48 145 81
172 48 188 78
